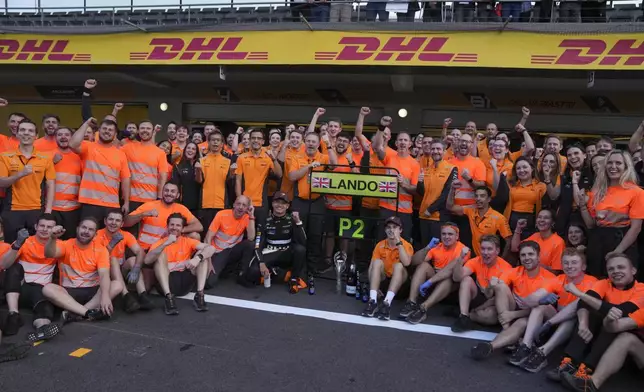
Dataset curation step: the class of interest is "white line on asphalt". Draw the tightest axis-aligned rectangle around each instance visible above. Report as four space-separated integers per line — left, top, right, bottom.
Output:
179 294 496 342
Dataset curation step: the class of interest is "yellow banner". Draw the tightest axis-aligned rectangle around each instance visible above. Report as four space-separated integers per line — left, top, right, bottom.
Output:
1 31 644 70
310 171 398 198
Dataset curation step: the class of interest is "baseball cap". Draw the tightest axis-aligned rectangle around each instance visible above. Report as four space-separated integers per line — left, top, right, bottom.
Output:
273 191 290 203
384 216 403 228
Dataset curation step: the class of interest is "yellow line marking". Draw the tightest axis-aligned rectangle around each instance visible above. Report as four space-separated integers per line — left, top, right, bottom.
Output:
69 348 92 358
33 341 43 347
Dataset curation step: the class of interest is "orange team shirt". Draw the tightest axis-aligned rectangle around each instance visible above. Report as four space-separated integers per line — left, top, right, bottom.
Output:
477 140 492 162
500 266 556 299
484 158 514 196
425 241 471 269
321 139 352 155
16 236 60 285
122 143 168 203
198 141 208 156
149 236 201 273
508 180 547 213
58 239 110 288
289 151 330 200
53 149 82 212
524 232 566 271
380 153 420 214
171 143 184 165
464 256 513 289
538 154 567 172
362 147 397 209
78 141 130 208
587 184 644 228
280 144 307 200
33 137 58 152
208 209 249 253
463 207 512 256
0 243 10 267
0 148 56 210
448 155 487 206
0 134 19 153
419 160 456 221
235 152 275 207
588 280 644 306
414 155 432 210
132 200 198 250
325 152 352 211
371 238 414 277
95 228 138 265
544 274 598 308
200 152 232 209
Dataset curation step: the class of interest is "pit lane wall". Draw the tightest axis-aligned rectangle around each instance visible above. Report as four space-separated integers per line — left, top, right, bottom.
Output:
1 31 644 69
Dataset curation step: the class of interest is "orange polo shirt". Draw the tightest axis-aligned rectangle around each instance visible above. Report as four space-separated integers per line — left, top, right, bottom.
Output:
131 200 198 250
448 155 487 206
58 239 110 288
524 232 566 271
0 148 56 210
587 183 644 228
149 236 201 273
464 256 513 289
380 153 420 214
208 209 249 253
544 274 598 307
371 239 414 277
200 153 232 209
95 228 139 265
463 207 512 256
425 241 470 269
289 151 329 200
235 151 275 207
33 137 58 152
419 160 455 221
500 266 556 298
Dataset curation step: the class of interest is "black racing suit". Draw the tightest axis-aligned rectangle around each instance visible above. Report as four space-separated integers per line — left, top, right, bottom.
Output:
242 212 307 284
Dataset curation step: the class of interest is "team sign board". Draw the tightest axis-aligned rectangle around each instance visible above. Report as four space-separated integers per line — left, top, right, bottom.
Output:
1 31 644 70
309 171 398 199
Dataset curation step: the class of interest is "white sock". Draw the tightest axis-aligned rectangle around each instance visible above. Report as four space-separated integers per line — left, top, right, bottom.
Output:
385 291 395 304
370 290 378 302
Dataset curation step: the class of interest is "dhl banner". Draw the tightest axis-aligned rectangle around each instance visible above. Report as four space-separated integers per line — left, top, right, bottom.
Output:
310 171 399 198
1 31 644 70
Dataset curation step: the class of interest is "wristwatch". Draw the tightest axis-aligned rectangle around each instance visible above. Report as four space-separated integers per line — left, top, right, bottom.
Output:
196 254 204 261
396 241 403 246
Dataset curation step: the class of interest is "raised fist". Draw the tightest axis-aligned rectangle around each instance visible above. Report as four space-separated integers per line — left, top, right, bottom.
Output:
51 225 65 238
84 79 97 89
522 107 530 117
360 107 371 116
380 116 392 128
315 108 326 116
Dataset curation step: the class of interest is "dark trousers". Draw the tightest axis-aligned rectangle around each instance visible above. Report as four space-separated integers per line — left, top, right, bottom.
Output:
52 209 82 240
211 240 254 283
292 197 325 265
3 263 55 321
123 201 144 237
587 227 638 278
378 209 413 242
2 209 41 243
419 219 442 247
80 203 113 229
198 208 221 239
243 244 307 284
565 301 639 369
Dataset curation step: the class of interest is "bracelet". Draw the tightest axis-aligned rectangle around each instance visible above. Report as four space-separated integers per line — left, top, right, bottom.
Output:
395 241 403 246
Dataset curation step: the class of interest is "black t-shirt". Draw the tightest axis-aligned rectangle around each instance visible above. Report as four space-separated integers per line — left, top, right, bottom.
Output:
172 161 201 211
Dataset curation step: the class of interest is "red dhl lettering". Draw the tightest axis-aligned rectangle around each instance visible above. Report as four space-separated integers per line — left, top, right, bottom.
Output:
314 36 478 63
130 37 268 61
531 39 644 67
0 39 89 62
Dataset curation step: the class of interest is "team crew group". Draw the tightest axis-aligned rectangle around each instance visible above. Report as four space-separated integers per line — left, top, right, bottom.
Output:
0 79 642 390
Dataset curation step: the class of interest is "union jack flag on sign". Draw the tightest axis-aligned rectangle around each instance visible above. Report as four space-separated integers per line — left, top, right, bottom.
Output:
312 177 330 188
379 181 397 193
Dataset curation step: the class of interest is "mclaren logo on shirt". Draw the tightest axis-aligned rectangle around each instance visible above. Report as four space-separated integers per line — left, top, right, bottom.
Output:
309 171 399 199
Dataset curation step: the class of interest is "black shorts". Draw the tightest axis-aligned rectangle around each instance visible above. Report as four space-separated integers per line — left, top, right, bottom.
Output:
22 283 55 320
469 277 488 310
168 270 196 297
53 209 82 239
67 286 99 305
324 209 352 234
123 201 144 237
80 204 113 228
1 209 41 243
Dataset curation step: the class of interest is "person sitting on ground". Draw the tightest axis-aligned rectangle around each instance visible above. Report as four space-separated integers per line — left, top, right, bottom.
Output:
509 248 597 372
0 214 61 342
42 218 124 322
204 195 255 285
470 241 555 360
143 213 216 315
450 234 513 332
361 216 414 321
511 209 565 273
240 191 307 293
401 222 470 324
546 253 644 384
95 209 153 313
561 330 644 392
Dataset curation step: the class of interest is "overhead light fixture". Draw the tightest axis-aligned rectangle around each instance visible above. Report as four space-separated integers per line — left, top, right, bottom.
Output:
398 108 408 118
160 102 168 111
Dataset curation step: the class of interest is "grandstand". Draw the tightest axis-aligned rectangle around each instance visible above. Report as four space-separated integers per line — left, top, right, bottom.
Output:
0 1 642 26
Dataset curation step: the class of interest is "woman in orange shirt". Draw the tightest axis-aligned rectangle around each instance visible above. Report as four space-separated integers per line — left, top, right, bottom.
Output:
576 150 644 277
501 157 547 240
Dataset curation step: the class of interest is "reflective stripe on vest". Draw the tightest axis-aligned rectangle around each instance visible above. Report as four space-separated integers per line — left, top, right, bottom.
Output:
18 260 55 285
212 231 242 252
78 188 119 205
60 263 99 288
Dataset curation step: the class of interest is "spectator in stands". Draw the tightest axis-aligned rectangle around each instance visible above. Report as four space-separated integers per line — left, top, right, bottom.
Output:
477 1 498 21
422 2 442 21
366 0 389 21
453 1 475 22
173 142 202 215
311 0 330 22
290 0 311 20
559 0 582 22
330 0 352 22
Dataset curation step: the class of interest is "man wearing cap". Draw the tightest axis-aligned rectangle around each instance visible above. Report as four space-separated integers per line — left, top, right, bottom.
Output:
241 191 308 293
361 216 413 321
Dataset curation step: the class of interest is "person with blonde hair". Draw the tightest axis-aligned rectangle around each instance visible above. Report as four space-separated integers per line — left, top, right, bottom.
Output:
575 149 644 277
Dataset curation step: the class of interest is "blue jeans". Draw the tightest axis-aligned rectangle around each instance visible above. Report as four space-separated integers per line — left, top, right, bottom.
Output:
366 1 389 21
502 2 522 20
311 4 330 22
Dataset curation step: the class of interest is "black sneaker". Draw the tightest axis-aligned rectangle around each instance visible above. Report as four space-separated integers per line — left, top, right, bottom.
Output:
378 302 391 321
451 314 473 333
137 291 154 311
123 292 141 313
545 357 576 382
26 323 61 343
361 300 379 317
406 307 427 325
193 292 208 312
471 342 493 360
164 294 179 316
61 310 83 325
561 370 598 392
508 343 532 367
3 312 24 336
398 300 418 319
85 309 109 321
442 306 461 318
0 342 31 363
521 347 548 373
